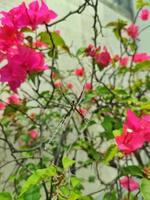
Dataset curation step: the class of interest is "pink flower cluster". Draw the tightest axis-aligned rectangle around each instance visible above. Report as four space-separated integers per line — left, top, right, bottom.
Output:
0 0 57 91
139 9 150 21
119 176 139 191
115 110 150 154
126 23 139 39
0 0 57 30
85 45 111 68
113 52 150 68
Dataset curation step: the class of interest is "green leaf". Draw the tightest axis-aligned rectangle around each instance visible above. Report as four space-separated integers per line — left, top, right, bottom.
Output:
19 166 56 197
23 185 41 200
76 47 86 57
136 0 150 9
0 192 12 200
39 31 69 52
132 61 150 72
113 129 122 137
71 177 81 188
122 165 143 177
103 144 118 165
101 116 114 139
140 178 150 200
141 102 150 111
62 157 75 170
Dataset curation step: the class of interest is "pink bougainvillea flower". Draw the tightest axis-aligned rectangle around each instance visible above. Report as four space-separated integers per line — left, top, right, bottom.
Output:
125 109 140 131
133 53 150 63
140 115 150 142
139 9 149 21
67 82 73 89
0 1 57 30
7 94 21 105
54 80 62 88
0 45 48 91
115 110 145 154
0 101 6 110
27 0 57 29
74 67 84 77
126 23 139 39
115 126 144 154
95 49 111 67
0 62 27 91
84 82 92 91
85 44 97 57
119 56 129 67
0 26 23 51
28 129 39 139
0 2 30 29
119 176 139 191
78 108 88 117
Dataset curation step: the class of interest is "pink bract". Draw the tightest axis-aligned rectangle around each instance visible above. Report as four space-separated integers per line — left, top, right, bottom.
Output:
74 67 84 77
139 9 149 21
28 129 39 139
133 53 150 63
8 94 21 105
127 23 139 39
95 50 111 67
0 0 57 30
119 56 128 67
0 45 48 91
119 176 139 191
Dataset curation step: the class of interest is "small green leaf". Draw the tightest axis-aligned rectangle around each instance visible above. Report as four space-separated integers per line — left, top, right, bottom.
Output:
20 166 56 197
0 192 12 200
23 185 41 200
71 177 81 188
140 178 150 200
122 165 143 177
76 47 86 57
101 116 114 139
103 144 118 165
132 61 150 72
113 129 122 137
62 157 75 170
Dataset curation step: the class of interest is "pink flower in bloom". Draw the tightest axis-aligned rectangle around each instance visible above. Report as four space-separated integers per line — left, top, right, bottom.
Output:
127 23 139 39
84 82 92 91
54 80 62 88
74 67 84 77
85 44 97 57
0 45 48 91
27 0 57 29
0 26 23 51
0 2 30 29
139 9 149 21
95 49 111 67
140 115 150 142
67 82 73 89
115 126 144 154
7 94 21 105
0 1 57 30
28 129 39 139
115 110 145 154
133 53 150 63
119 176 139 191
119 56 128 67
0 102 5 110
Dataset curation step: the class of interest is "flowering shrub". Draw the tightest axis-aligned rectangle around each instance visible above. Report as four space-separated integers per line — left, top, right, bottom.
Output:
0 0 150 200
